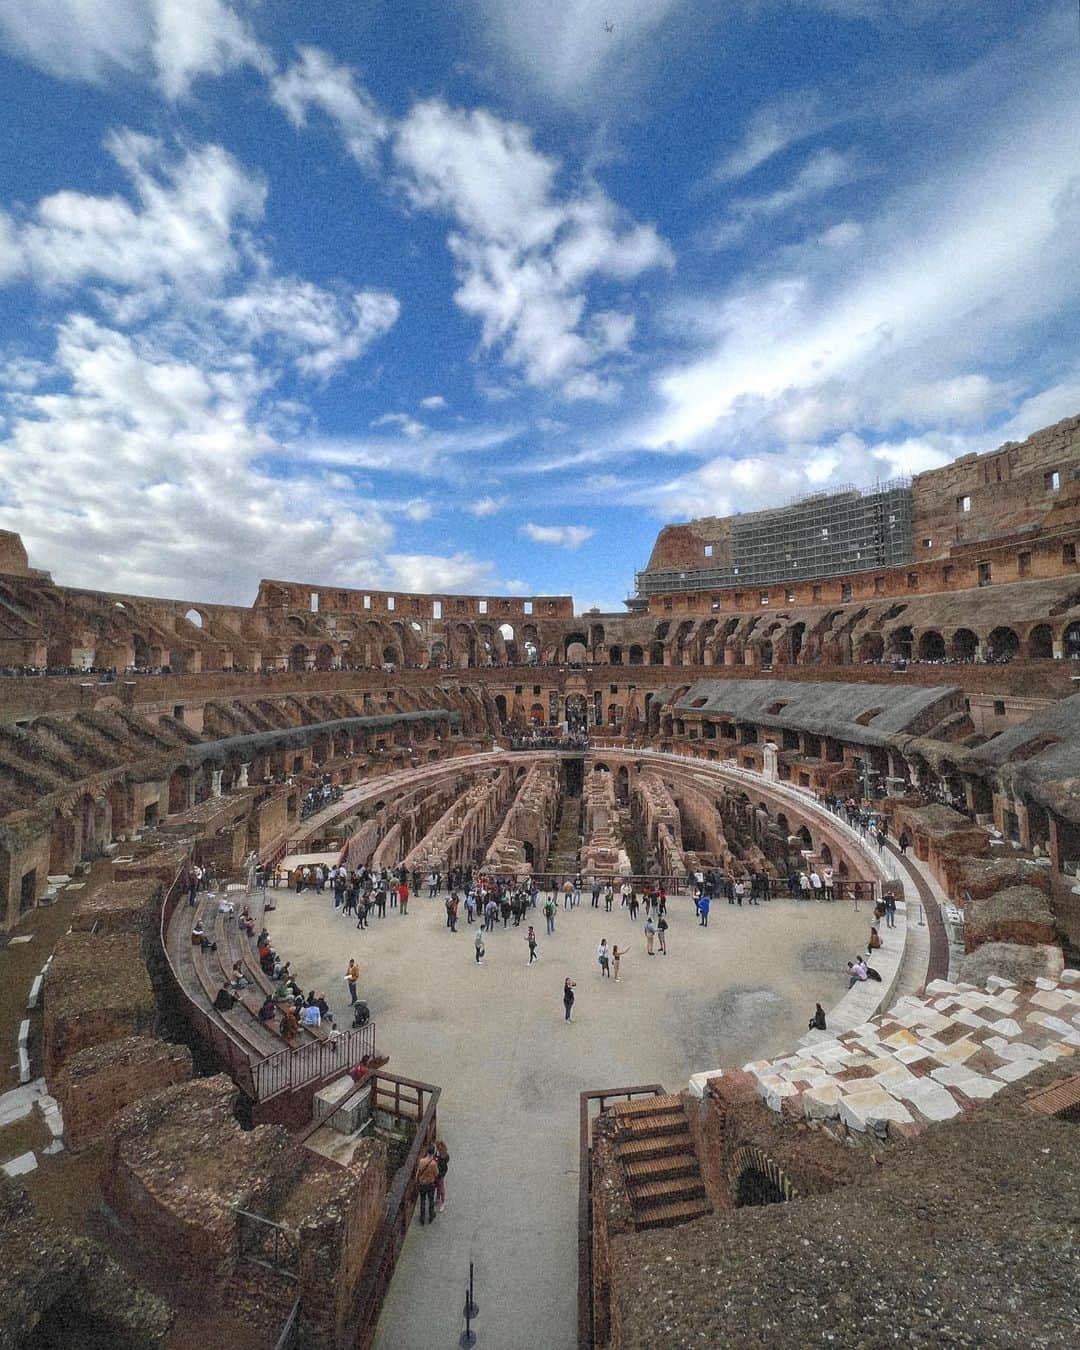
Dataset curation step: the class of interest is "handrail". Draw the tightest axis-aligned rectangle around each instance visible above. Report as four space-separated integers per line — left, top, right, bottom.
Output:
578 1085 665 1350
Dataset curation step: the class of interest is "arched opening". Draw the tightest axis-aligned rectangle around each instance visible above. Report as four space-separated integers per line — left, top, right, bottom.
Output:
183 608 204 629
734 1162 789 1208
1028 624 1054 659
565 693 588 734
609 644 622 665
523 840 535 865
529 703 546 725
987 626 1019 662
649 641 665 665
917 630 945 662
314 643 335 671
382 645 399 667
886 626 913 661
1065 621 1080 659
798 825 812 850
616 766 629 804
628 644 644 665
951 628 978 661
857 632 884 663
566 641 587 664
132 634 150 668
776 813 790 839
819 843 832 865
787 621 805 663
759 639 773 667
494 694 508 724
289 644 308 672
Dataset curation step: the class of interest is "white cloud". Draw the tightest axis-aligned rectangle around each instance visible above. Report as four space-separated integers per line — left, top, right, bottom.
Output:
711 148 859 249
0 0 268 98
520 522 594 548
639 81 1080 453
271 46 389 169
370 411 426 439
386 552 501 593
713 90 829 182
1 130 265 296
420 395 447 410
303 424 524 477
394 99 671 398
469 0 691 108
402 499 434 522
468 495 507 517
220 279 399 378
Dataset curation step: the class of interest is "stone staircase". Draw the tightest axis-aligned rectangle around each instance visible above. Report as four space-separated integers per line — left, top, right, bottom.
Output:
611 1094 711 1230
548 796 582 875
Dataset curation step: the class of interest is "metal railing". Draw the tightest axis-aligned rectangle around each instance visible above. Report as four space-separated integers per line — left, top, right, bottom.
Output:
578 1085 665 1350
252 1023 376 1101
343 1071 441 1350
236 1208 299 1279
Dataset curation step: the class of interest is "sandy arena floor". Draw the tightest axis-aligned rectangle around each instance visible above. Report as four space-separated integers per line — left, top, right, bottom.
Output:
269 884 870 1350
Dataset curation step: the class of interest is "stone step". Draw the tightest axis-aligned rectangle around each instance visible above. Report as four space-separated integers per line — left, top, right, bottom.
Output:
611 1093 683 1118
628 1170 706 1205
623 1150 700 1183
616 1133 692 1162
634 1196 712 1230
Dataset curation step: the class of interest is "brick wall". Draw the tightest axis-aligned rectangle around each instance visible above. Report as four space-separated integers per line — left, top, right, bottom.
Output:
54 1035 192 1152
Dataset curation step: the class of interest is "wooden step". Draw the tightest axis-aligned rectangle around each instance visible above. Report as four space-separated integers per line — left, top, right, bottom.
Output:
611 1093 683 1118
619 1113 690 1140
616 1134 691 1163
624 1151 700 1184
630 1175 708 1205
634 1197 712 1231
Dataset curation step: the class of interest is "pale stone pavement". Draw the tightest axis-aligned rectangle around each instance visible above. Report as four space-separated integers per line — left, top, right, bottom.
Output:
269 886 868 1350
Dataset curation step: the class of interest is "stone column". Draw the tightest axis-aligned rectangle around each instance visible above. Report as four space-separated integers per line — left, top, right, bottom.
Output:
762 741 779 781
237 762 249 788
211 769 223 798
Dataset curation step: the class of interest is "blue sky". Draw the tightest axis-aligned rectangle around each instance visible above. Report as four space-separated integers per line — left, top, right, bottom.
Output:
0 2 1077 611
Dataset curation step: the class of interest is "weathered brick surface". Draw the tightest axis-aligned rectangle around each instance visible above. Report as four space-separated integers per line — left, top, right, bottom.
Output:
43 931 157 1077
54 1035 192 1153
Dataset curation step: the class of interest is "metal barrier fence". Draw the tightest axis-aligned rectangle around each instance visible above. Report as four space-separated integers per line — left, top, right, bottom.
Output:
252 1023 376 1102
236 1208 300 1279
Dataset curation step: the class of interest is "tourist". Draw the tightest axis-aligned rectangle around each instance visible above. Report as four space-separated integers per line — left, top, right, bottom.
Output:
544 893 556 935
281 1004 298 1045
733 879 745 907
257 996 277 1024
822 866 834 901
898 831 910 856
435 1140 450 1212
884 891 897 929
191 920 214 951
657 915 668 955
698 894 710 927
474 927 485 965
563 977 577 1022
301 1002 321 1028
563 878 574 910
398 881 409 915
415 1147 439 1225
591 880 601 908
604 882 614 912
597 938 610 977
627 891 639 921
526 926 538 965
847 958 868 988
808 1003 827 1031
345 959 359 1005
809 871 823 901
213 983 238 1012
612 945 627 982
619 880 632 909
644 916 656 955
229 960 250 990
868 925 882 951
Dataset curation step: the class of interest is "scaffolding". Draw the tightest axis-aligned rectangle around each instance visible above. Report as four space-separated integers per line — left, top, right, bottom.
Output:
636 480 914 596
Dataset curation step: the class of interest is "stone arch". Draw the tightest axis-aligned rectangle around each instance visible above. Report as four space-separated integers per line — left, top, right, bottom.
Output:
1028 624 1054 659
494 694 508 723
917 630 945 661
987 626 1019 662
649 641 665 665
785 621 806 664
798 825 813 850
951 627 978 661
589 622 605 651
886 625 913 660
857 632 884 663
628 644 644 665
183 607 206 629
564 631 588 664
288 643 309 673
1064 621 1080 659
609 644 622 665
529 702 546 725
314 643 336 671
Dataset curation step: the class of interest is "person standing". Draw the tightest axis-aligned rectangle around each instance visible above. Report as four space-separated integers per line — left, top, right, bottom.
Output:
544 894 556 935
563 977 576 1022
435 1140 450 1212
474 927 486 964
612 945 627 982
345 959 359 1006
657 915 668 955
398 881 409 915
603 882 614 913
644 916 656 955
563 879 574 910
884 891 896 929
591 880 601 909
698 894 710 927
526 926 539 965
627 891 639 921
597 938 610 977
416 1147 439 1225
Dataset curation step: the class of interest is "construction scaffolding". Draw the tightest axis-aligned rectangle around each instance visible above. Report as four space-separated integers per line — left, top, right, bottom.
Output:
636 480 914 596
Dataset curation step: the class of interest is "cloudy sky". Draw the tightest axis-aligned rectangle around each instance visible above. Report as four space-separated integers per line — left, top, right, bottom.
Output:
0 2 1077 609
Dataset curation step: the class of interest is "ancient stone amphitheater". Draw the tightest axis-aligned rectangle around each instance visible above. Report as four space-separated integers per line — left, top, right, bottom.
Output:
1 415 1079 1349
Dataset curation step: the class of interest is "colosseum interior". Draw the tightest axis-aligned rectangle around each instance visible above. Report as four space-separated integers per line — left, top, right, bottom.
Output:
1 414 1080 1350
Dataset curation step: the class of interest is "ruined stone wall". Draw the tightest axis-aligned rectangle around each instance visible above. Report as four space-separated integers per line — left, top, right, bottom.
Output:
580 766 630 878
484 760 560 874
44 931 158 1077
54 1035 192 1153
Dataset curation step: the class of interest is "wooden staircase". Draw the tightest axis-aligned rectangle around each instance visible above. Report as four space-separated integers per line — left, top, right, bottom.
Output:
611 1093 711 1230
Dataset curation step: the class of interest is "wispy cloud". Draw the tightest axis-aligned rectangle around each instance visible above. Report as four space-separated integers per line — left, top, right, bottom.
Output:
520 522 594 548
